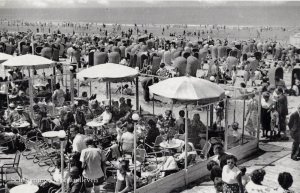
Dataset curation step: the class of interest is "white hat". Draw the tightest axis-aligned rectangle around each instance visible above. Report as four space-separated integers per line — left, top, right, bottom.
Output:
16 105 24 111
209 76 215 82
9 103 16 108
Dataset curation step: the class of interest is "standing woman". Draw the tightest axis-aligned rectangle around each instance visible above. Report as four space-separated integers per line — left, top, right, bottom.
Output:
245 93 259 137
222 155 244 193
260 92 273 138
189 113 206 147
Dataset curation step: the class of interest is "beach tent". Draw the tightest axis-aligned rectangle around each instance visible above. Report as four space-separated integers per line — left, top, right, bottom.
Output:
149 75 225 179
290 33 300 49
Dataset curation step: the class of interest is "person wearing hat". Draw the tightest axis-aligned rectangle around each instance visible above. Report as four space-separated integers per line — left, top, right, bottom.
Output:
8 105 32 127
4 103 16 121
261 92 273 138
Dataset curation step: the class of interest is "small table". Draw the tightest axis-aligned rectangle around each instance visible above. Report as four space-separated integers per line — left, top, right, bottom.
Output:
86 121 104 127
160 141 182 149
42 131 59 138
10 184 39 193
12 122 30 135
42 131 59 147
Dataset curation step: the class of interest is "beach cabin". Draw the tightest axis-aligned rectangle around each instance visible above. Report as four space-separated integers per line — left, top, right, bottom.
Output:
268 66 284 87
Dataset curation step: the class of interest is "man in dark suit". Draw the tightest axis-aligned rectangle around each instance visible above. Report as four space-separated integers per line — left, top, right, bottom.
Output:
288 104 300 161
275 88 288 139
141 77 158 102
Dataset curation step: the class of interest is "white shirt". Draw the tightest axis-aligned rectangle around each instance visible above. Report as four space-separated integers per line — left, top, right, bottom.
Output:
72 134 87 153
100 111 112 124
222 165 241 184
80 147 105 180
245 180 276 193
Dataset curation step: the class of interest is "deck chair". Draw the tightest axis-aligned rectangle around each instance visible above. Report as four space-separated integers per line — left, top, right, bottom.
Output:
198 141 212 160
0 151 22 186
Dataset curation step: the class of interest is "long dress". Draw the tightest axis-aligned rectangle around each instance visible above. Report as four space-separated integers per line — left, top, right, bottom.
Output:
245 98 259 134
261 99 273 133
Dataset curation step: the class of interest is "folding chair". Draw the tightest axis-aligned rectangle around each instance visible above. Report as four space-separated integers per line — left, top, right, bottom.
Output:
0 151 22 186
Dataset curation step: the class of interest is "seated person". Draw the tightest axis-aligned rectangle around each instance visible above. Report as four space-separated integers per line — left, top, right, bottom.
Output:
156 63 169 77
67 167 84 193
9 105 32 127
39 111 52 132
115 160 135 193
245 169 274 193
119 97 129 118
228 122 242 146
94 105 112 124
37 158 69 193
120 123 134 155
292 79 300 96
175 143 197 168
123 84 133 95
4 103 16 121
151 148 179 177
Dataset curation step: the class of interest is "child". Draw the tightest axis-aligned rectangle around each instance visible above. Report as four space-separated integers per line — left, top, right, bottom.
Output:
156 63 169 77
239 166 250 187
270 105 279 140
231 122 241 141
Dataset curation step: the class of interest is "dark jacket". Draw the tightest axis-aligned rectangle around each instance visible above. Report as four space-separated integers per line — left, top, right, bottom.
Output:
288 111 300 142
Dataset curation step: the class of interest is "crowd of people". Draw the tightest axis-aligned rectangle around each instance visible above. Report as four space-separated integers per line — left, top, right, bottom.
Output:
207 144 296 193
1 22 300 193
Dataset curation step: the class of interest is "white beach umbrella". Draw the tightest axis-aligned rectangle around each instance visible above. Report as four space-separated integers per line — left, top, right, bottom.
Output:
77 63 139 82
2 54 55 68
0 53 14 63
149 75 225 175
149 76 225 102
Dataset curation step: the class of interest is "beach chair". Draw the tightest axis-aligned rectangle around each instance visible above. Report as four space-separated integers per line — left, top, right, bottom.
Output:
0 151 22 186
198 141 212 160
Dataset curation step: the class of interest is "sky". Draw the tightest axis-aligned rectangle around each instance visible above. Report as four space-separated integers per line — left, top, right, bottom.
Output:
0 0 297 8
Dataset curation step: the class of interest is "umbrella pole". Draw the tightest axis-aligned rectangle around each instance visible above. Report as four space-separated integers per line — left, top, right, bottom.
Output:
28 77 34 118
257 91 262 148
242 99 246 144
206 104 209 142
109 82 112 108
152 94 155 115
106 82 109 99
70 72 74 105
224 98 229 151
184 105 188 185
135 77 139 111
89 81 92 97
77 79 79 97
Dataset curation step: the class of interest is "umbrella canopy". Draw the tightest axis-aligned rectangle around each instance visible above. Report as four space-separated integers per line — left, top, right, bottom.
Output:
77 63 139 82
0 53 14 63
149 76 225 103
2 54 55 68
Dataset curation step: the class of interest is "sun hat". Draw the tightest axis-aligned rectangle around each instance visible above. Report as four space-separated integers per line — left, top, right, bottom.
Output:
16 105 24 111
9 103 16 108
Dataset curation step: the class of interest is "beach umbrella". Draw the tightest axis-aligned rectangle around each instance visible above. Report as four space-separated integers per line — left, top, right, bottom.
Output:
0 53 14 63
149 75 225 176
77 63 138 82
149 76 225 102
2 54 55 68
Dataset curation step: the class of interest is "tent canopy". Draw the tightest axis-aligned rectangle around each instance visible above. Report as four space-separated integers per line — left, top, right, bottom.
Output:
77 63 139 82
149 76 225 104
2 54 55 68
